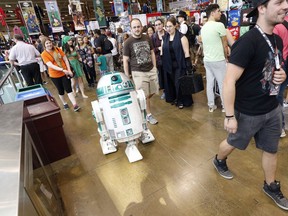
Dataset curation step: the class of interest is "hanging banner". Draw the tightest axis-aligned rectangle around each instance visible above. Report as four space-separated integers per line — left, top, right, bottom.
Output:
69 0 86 31
44 1 64 33
93 0 106 27
18 1 41 35
114 0 124 16
156 0 163 12
228 9 240 27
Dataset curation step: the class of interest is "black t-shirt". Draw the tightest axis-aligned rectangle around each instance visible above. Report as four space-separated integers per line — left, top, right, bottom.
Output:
94 34 111 55
123 34 154 72
230 27 283 115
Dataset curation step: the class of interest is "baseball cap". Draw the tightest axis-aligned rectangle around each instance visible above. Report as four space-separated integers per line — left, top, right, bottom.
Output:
246 0 270 18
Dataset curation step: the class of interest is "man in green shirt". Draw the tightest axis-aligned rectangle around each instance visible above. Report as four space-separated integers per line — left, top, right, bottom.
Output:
201 4 228 113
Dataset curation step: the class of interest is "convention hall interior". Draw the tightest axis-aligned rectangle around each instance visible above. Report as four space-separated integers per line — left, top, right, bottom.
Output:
1 0 288 216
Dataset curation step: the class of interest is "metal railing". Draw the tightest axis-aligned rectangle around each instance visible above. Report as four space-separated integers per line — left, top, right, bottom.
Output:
0 62 25 105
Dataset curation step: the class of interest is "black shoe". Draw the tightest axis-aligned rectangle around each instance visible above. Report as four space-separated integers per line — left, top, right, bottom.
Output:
263 181 288 210
63 104 69 110
212 155 233 180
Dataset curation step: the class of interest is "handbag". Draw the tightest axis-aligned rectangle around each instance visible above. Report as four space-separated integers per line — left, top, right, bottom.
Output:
178 70 204 95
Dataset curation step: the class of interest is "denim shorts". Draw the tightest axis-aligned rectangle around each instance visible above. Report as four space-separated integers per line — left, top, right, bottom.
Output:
227 105 282 153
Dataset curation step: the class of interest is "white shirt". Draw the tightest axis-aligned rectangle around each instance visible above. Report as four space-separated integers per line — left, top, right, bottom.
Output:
9 41 40 66
108 37 118 56
90 37 95 48
179 22 188 35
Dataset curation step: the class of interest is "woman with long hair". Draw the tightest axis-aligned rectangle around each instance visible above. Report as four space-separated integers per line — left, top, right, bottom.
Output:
77 36 96 86
41 37 80 111
62 36 88 98
161 16 193 109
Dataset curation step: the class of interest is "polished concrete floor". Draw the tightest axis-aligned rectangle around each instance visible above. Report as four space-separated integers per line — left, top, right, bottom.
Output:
47 71 288 216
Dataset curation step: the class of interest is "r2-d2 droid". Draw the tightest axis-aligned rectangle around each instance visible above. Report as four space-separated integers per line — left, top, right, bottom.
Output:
91 72 155 163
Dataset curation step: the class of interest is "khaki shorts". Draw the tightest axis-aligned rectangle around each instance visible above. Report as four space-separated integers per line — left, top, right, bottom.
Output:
132 67 159 97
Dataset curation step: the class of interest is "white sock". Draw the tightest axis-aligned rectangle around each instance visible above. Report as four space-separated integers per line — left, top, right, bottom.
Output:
67 92 77 106
58 95 67 105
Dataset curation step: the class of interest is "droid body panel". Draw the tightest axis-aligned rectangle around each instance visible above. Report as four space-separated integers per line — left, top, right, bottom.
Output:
91 72 155 162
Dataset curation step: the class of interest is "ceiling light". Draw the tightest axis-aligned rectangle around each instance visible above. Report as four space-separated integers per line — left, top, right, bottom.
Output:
5 5 11 8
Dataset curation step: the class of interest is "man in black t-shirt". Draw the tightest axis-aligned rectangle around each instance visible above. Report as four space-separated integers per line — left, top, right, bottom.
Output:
123 18 159 125
94 29 114 71
213 0 288 210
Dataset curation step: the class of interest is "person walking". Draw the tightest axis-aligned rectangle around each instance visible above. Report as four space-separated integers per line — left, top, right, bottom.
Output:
62 36 88 98
201 4 228 112
41 37 80 112
123 18 159 125
213 0 288 210
9 34 43 86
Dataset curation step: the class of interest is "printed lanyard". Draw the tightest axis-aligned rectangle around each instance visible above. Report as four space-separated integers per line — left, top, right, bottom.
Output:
255 25 280 69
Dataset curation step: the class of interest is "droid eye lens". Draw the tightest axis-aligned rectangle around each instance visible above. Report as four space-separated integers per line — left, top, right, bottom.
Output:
111 76 118 81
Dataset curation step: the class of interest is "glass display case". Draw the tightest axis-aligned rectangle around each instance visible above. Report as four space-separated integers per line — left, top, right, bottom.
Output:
0 101 64 216
23 124 64 216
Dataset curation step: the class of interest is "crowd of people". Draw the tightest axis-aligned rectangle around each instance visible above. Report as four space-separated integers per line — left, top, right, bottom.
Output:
3 0 288 210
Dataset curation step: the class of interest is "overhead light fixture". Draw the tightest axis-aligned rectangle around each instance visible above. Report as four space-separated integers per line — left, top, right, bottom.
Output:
5 4 11 7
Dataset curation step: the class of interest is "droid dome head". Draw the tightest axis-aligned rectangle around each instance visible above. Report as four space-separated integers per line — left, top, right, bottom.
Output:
96 72 135 99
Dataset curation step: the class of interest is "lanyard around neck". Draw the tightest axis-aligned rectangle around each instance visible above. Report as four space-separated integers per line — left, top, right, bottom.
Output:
255 24 280 69
255 24 277 54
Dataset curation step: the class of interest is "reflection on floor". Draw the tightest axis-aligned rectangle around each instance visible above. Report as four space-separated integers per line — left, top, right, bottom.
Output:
47 73 288 216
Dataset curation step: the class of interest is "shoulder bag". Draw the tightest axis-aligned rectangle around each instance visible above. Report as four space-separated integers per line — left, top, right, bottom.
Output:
178 65 204 95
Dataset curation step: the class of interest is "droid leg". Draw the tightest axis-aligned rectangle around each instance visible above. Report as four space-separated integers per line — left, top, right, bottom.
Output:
91 100 117 155
125 140 143 163
136 90 155 144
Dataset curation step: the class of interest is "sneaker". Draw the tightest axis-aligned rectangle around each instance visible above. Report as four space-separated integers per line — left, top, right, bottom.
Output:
160 93 165 100
213 155 233 180
222 107 225 113
63 104 69 110
280 129 286 138
73 105 81 112
283 101 288 108
146 114 158 125
43 81 48 85
263 181 288 210
209 105 217 113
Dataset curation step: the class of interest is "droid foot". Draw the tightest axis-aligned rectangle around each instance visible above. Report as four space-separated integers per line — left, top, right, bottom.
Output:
100 139 117 155
125 142 143 163
139 129 155 144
